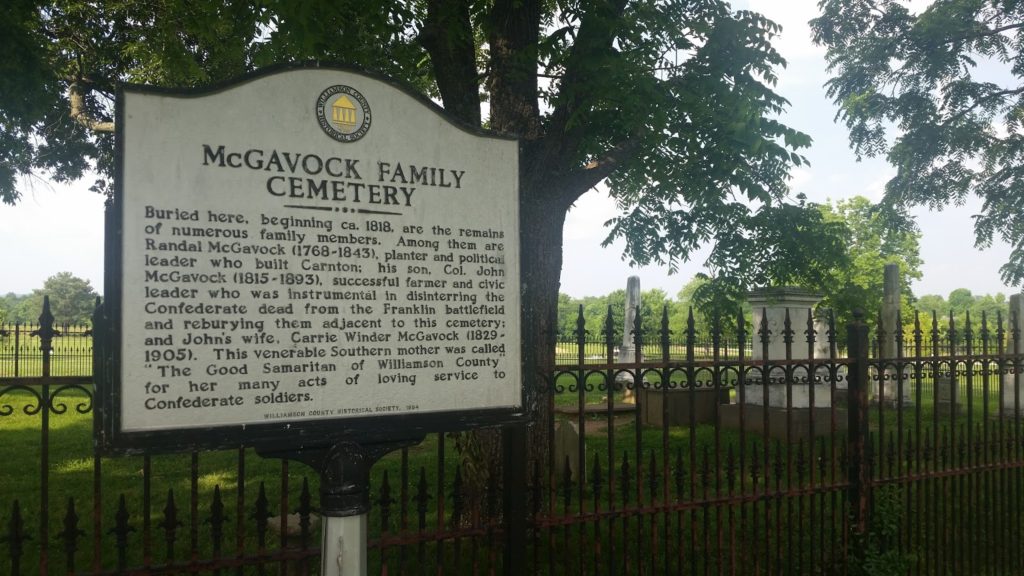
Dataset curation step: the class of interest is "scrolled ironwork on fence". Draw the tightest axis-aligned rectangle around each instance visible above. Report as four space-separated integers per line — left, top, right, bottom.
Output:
5 297 1024 574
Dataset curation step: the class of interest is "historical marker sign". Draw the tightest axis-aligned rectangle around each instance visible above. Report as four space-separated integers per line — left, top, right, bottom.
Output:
97 65 524 453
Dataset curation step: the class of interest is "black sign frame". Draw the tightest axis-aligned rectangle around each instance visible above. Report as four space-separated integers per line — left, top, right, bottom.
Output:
95 62 533 456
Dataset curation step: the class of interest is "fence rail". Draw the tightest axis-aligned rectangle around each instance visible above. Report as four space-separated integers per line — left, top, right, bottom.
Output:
0 321 94 378
4 298 1024 574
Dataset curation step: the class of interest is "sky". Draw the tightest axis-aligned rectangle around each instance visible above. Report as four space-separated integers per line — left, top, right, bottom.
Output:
0 1 1018 301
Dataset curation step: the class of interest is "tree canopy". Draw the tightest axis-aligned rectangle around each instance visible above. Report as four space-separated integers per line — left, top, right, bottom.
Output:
814 195 922 325
0 272 99 325
812 0 1024 286
2 1 835 276
1 0 857 409
913 288 1009 342
669 195 921 336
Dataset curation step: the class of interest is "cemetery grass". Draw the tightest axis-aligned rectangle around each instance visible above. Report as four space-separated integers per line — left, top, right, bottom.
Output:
0 379 848 574
0 338 94 378
0 387 463 574
555 343 747 366
551 372 1019 498
2 375 1015 574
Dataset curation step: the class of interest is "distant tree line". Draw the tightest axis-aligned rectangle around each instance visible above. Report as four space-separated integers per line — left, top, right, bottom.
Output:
1 272 100 325
914 289 1014 344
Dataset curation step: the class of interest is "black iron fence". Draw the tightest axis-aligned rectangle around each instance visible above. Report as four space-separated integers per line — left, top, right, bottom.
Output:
0 321 94 378
536 305 1024 575
4 298 1024 574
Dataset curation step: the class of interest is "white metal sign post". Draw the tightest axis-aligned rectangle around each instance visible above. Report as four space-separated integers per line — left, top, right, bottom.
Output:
255 440 412 576
323 516 367 575
99 64 526 575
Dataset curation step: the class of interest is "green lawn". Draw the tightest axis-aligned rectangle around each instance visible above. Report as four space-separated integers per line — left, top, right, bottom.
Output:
0 385 467 574
5 366 1024 574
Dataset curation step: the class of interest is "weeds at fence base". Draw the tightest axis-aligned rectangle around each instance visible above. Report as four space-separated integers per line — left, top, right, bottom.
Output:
848 487 914 576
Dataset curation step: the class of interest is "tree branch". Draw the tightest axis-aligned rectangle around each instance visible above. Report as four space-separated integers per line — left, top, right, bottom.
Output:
486 0 542 137
942 85 1024 126
545 0 628 143
521 0 631 204
544 135 646 209
69 82 114 133
418 0 481 128
943 21 1024 45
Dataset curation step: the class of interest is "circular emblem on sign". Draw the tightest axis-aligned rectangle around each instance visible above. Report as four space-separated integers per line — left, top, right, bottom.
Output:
316 85 371 142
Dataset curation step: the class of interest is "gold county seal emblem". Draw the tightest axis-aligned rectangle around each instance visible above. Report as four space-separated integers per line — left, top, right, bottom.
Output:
316 85 371 142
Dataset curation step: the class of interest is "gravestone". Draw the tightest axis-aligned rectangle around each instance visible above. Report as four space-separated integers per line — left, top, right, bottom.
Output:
934 373 961 416
269 513 322 576
639 384 728 427
628 273 724 426
553 420 584 484
618 276 641 403
720 287 842 440
876 264 913 405
1002 294 1024 415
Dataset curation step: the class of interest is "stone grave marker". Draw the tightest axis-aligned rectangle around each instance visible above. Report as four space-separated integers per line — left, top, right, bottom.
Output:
720 287 842 440
553 419 584 485
1002 294 1024 415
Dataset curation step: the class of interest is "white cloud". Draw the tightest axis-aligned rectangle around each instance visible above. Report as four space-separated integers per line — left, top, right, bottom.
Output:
563 188 619 241
863 167 897 202
787 166 813 193
748 0 825 63
0 178 106 295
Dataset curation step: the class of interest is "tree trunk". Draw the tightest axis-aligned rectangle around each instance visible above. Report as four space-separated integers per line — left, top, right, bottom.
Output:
517 185 568 464
419 0 481 127
455 176 567 520
422 0 581 526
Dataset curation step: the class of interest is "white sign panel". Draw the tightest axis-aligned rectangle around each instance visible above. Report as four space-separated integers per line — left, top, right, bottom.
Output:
117 68 521 433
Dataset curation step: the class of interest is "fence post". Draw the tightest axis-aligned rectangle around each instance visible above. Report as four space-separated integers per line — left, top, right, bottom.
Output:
36 296 56 575
14 322 20 377
92 297 105 426
847 309 870 536
502 423 527 575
